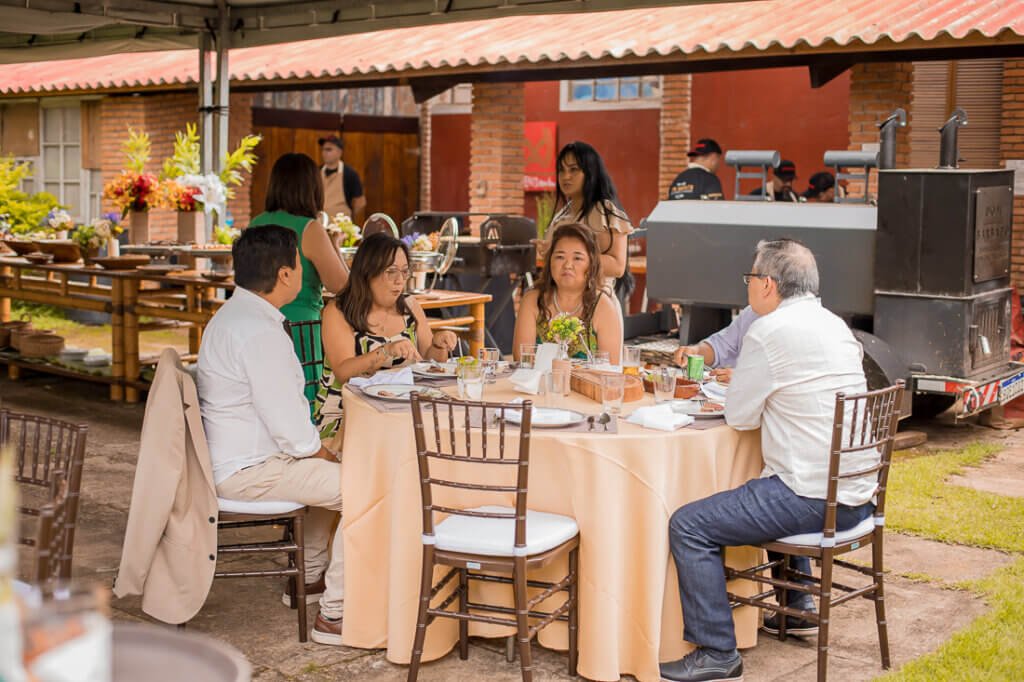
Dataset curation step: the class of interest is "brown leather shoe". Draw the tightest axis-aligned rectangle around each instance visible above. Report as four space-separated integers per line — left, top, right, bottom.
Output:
281 574 325 608
310 612 343 646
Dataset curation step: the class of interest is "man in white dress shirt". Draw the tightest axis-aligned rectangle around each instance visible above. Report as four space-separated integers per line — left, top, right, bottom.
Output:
197 224 345 646
660 239 877 682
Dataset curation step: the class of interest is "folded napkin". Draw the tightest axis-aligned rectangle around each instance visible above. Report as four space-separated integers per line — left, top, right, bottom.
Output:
701 380 728 402
535 343 560 373
626 404 694 432
350 366 414 389
510 368 542 394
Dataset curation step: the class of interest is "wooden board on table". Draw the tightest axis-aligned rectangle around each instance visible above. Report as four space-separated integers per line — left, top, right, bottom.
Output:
570 368 644 403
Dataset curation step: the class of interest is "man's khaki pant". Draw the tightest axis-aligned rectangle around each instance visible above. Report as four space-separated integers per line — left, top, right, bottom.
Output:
218 454 344 620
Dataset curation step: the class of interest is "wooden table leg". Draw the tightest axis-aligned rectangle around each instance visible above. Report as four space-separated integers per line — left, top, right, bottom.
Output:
187 284 202 355
0 264 10 323
110 278 125 402
123 278 140 403
469 301 486 358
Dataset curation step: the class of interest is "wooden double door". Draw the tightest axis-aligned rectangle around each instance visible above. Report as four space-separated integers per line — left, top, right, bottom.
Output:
250 108 419 224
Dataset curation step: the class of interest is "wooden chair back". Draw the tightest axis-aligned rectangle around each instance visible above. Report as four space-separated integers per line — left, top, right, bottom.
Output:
409 394 533 553
2 408 88 578
823 381 905 542
285 320 324 403
33 469 72 585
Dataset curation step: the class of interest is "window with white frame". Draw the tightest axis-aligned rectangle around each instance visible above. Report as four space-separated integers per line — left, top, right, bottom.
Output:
429 84 473 114
560 76 662 111
39 104 86 220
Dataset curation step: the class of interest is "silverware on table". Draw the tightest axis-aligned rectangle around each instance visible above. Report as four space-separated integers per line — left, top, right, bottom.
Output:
598 413 611 431
587 415 595 431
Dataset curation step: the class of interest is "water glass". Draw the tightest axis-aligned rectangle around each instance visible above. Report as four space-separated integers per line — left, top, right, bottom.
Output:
623 346 643 376
587 350 610 369
519 344 537 369
478 347 501 383
541 370 570 408
457 363 484 401
601 373 626 415
652 367 677 404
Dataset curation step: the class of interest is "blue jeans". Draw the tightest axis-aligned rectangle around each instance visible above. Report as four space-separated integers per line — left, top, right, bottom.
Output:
668 475 874 651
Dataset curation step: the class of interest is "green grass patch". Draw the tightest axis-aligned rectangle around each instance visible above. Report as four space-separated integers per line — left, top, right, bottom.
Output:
874 442 1024 680
886 443 1024 552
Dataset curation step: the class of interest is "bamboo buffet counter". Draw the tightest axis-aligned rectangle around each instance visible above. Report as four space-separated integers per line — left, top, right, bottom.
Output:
0 256 491 403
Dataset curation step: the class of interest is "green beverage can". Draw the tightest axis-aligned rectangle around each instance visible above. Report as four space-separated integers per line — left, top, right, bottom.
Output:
686 354 705 381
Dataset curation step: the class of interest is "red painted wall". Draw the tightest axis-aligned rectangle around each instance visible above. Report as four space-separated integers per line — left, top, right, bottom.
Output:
690 67 851 198
430 113 471 212
428 67 852 215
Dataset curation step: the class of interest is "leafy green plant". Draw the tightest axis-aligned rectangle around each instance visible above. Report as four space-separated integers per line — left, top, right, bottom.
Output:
123 127 151 175
161 122 201 180
0 156 62 235
220 133 261 196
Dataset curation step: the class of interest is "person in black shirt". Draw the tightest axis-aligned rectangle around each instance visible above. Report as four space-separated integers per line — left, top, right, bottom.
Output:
749 159 799 202
801 171 836 202
668 138 724 201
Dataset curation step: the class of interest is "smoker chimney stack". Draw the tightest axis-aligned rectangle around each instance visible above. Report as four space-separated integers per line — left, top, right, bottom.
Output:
938 108 968 169
877 108 907 170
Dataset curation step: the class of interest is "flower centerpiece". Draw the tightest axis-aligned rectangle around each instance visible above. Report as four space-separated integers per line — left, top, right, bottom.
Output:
72 212 123 259
160 123 261 244
331 213 361 248
212 224 240 246
402 231 439 253
103 128 158 243
401 232 442 290
544 313 587 360
46 208 75 239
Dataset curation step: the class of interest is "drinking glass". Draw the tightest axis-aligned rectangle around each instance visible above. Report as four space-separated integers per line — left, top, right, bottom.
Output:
457 363 484 401
601 373 626 415
20 582 112 682
653 367 677 404
587 350 610 369
519 344 537 369
478 347 501 383
623 346 643 376
543 370 569 408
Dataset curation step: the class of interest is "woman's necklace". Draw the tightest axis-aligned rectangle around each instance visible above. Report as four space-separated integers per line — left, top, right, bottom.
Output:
553 290 582 316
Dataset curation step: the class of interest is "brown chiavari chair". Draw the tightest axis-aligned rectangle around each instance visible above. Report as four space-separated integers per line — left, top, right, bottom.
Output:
33 469 72 585
407 394 579 682
725 380 905 682
284 319 324 411
3 408 88 579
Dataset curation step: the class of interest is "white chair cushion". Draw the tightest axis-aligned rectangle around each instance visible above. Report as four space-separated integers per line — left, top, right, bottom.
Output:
217 497 304 515
777 516 877 547
433 505 579 557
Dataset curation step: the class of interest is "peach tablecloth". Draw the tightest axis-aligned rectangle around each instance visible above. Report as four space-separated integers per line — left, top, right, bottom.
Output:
339 380 763 682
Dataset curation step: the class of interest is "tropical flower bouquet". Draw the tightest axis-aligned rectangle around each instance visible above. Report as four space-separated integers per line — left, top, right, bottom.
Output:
103 128 159 217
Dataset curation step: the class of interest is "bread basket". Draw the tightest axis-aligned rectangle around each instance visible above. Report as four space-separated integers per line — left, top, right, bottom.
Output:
0 315 31 348
19 332 65 358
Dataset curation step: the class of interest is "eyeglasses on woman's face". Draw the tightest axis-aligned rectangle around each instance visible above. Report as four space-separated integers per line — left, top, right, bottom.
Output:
383 267 411 283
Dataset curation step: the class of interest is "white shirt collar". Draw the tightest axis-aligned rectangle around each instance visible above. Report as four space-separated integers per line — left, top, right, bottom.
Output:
777 293 817 310
232 286 286 324
688 161 713 173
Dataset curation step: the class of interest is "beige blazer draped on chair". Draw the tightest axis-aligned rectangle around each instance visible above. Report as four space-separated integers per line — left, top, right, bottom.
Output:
113 348 219 624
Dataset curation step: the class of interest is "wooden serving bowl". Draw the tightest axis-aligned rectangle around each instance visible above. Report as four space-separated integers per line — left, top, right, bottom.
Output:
643 375 701 399
2 238 38 256
24 252 55 265
33 239 82 263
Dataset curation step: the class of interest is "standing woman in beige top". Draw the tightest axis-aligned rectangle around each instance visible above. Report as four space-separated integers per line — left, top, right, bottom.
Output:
539 141 634 298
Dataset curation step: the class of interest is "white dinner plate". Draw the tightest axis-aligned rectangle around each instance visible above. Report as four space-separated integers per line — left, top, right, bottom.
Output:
671 399 726 418
362 383 446 402
503 406 587 428
410 361 457 378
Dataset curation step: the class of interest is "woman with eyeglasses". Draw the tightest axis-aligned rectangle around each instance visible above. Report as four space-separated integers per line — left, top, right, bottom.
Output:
313 232 458 441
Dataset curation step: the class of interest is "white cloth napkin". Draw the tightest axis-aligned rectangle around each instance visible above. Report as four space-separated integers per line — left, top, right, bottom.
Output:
510 368 542 394
626 404 694 432
535 343 560 373
350 366 414 389
701 380 728 402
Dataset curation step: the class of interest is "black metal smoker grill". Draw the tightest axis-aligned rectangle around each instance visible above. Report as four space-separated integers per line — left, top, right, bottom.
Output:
642 109 1024 419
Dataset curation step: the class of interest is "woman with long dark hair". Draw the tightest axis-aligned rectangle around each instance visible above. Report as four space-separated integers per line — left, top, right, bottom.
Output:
313 232 458 441
250 153 350 404
514 222 622 363
538 141 634 300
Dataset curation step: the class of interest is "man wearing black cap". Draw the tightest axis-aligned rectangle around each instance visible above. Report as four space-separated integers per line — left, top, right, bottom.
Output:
749 159 799 202
668 138 724 201
319 134 365 220
801 171 836 203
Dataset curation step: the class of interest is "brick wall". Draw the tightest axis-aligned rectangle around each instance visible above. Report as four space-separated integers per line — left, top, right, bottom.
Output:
847 62 913 197
1000 59 1024 288
658 74 692 198
419 100 432 212
468 82 525 232
100 91 255 241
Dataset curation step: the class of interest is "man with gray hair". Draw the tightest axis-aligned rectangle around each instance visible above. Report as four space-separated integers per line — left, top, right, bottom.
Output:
660 239 877 682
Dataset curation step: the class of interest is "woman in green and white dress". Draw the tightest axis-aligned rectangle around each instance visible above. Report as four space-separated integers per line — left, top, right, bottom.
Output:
313 232 458 446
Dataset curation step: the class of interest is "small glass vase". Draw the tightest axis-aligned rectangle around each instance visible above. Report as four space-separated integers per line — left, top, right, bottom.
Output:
556 340 570 361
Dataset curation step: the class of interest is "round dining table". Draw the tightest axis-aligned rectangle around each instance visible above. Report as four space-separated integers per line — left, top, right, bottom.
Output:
339 378 764 682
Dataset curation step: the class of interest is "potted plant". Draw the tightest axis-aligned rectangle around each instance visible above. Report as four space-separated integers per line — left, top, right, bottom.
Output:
102 128 158 244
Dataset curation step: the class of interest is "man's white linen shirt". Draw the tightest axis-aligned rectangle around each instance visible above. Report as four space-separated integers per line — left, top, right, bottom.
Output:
197 287 321 484
725 294 877 506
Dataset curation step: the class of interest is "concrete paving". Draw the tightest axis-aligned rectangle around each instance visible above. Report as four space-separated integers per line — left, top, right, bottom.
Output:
3 373 1019 681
